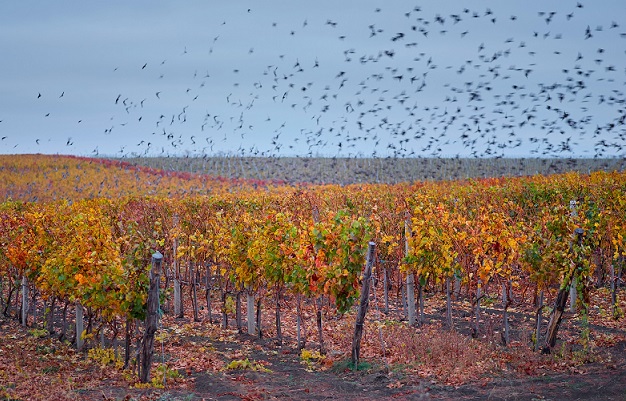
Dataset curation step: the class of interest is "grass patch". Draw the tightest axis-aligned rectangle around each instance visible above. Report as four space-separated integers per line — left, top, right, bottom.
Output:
331 358 374 373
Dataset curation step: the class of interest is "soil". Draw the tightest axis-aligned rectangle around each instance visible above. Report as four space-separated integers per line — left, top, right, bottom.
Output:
3 288 626 400
189 343 626 401
89 331 626 401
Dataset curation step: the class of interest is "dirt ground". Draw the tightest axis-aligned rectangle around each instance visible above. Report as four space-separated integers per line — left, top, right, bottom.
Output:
117 340 625 401
2 288 626 401
188 340 626 401
88 330 626 401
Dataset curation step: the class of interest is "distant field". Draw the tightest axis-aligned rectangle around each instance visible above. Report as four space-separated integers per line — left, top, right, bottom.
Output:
116 156 625 184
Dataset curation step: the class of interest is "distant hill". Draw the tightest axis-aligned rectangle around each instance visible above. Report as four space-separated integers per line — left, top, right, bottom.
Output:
2 155 624 203
116 156 625 185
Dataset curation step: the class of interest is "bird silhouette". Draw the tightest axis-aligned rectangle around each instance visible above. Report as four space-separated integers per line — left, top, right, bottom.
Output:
6 2 624 160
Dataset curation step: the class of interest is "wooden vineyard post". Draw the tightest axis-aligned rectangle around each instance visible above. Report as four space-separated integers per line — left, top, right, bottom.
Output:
445 277 452 329
205 264 213 323
401 283 407 317
275 288 283 346
46 297 56 335
191 262 200 322
76 301 84 350
502 281 510 346
618 257 624 290
382 261 389 314
31 281 37 330
173 215 182 318
610 263 618 319
221 291 229 329
60 300 69 342
124 318 132 369
256 297 263 339
570 276 578 313
311 205 325 353
534 290 544 352
405 216 416 326
235 291 243 333
569 200 578 313
473 279 482 338
99 317 105 347
406 270 416 325
296 294 304 350
351 242 376 370
418 279 425 326
21 276 28 327
247 287 255 335
316 296 325 354
139 251 163 383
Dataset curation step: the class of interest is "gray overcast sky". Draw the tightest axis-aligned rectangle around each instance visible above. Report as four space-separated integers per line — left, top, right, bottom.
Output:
0 1 624 158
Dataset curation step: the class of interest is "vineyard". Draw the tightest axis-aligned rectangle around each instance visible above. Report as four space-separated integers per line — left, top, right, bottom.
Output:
1 154 626 400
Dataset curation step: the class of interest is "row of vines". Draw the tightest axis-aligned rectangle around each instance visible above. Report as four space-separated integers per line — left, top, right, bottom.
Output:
1 170 625 380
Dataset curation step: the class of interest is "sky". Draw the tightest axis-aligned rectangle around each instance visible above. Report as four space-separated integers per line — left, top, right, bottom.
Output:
0 1 624 159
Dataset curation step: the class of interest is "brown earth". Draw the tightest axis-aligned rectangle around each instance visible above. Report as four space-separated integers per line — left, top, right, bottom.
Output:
92 331 626 401
2 287 626 400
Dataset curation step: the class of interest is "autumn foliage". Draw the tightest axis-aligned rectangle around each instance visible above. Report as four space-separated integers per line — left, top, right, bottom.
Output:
0 154 625 396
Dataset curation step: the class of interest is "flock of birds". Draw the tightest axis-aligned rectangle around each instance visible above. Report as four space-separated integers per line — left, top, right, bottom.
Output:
1 2 625 159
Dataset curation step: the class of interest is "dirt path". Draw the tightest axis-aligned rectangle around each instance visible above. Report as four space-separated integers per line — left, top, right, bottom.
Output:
433 367 626 400
2 312 625 400
168 334 626 401
188 354 626 400
185 335 428 400
3 295 626 401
